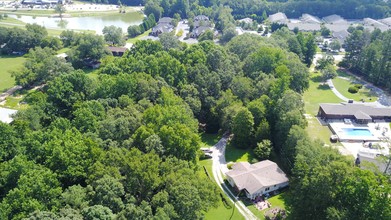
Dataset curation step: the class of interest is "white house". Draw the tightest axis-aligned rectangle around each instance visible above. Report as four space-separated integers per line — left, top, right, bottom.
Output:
226 160 289 199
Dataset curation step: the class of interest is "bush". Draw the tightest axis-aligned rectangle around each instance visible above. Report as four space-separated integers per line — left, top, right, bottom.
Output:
227 162 234 170
354 84 363 89
348 86 359 93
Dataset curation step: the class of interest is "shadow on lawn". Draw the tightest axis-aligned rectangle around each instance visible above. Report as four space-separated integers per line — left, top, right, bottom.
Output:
317 84 330 90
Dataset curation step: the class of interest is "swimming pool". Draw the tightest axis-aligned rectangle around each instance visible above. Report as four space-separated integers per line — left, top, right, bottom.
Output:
342 128 373 137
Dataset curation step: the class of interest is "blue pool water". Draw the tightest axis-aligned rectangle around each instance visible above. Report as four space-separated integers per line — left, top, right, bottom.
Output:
342 128 373 137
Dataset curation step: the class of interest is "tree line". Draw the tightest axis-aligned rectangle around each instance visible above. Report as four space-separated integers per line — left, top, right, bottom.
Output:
342 29 391 91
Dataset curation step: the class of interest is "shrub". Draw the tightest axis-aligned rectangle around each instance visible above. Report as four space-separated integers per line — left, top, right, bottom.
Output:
227 162 234 170
354 84 363 89
176 29 184 37
348 86 359 93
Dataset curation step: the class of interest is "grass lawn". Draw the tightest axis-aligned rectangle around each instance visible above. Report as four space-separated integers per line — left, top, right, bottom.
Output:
332 77 378 102
127 29 152 44
225 143 256 163
200 133 221 148
0 16 25 25
0 55 26 92
303 73 343 145
199 159 245 220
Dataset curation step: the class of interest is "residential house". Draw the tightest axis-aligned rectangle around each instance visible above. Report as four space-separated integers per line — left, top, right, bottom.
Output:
287 23 321 32
150 17 175 37
190 15 212 38
379 17 391 27
331 29 350 44
190 26 211 38
300 14 322 24
268 12 288 24
226 160 289 199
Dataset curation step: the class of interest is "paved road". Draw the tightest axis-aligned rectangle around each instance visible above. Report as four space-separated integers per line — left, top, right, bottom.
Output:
211 136 258 220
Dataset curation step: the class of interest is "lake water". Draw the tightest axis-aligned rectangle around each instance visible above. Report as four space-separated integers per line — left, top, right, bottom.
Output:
9 12 143 34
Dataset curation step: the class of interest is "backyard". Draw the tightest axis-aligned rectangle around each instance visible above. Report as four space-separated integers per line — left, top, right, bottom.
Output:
244 193 289 220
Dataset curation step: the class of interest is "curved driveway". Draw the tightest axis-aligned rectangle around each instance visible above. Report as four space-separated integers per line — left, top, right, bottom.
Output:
211 136 258 220
326 79 349 102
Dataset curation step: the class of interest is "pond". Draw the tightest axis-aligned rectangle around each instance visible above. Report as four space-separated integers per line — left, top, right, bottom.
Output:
9 12 143 34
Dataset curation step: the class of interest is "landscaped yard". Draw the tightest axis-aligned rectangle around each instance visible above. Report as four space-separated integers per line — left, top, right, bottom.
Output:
244 193 289 220
127 29 152 44
0 55 26 92
332 77 378 102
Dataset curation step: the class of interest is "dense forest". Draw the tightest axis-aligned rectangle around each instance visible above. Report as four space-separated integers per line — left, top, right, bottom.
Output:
1 21 390 219
342 29 391 91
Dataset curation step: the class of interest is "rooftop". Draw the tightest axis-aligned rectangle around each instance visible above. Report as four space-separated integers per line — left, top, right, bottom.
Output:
226 160 288 195
323 14 348 24
320 103 391 118
300 14 322 24
269 12 288 23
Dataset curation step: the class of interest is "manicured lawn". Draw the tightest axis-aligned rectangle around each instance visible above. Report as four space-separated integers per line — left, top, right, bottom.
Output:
199 159 244 220
225 143 256 163
303 73 343 145
200 133 221 148
332 77 378 102
127 29 152 44
0 55 26 92
303 73 343 115
0 16 25 25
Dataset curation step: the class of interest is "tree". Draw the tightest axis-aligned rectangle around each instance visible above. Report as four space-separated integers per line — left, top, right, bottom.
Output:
254 139 272 160
321 64 337 82
158 33 181 51
82 205 115 220
198 30 214 42
91 175 125 213
54 4 66 20
102 25 125 46
127 25 140 37
232 107 254 148
316 54 335 70
220 27 237 43
329 40 341 51
144 1 162 21
320 25 331 37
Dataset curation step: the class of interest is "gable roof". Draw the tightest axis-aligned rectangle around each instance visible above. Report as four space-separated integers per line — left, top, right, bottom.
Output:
379 17 391 26
287 23 321 31
323 14 347 24
269 12 288 23
158 17 173 24
226 160 288 195
194 15 209 21
300 14 322 24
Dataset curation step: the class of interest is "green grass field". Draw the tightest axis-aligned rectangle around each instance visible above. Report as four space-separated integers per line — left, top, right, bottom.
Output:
332 77 378 102
245 193 289 220
0 16 25 25
127 29 152 44
225 143 256 163
200 133 221 148
303 73 343 145
0 55 26 92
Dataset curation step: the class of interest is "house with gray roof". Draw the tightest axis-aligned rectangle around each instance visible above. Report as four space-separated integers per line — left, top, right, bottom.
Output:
190 26 211 38
379 17 391 26
331 29 350 44
287 23 321 32
300 14 322 24
323 14 348 24
226 160 289 199
318 103 391 124
268 12 288 24
150 17 175 36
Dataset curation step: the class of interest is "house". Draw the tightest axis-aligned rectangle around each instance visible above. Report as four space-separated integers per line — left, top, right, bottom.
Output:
84 59 101 69
287 23 321 32
331 29 350 44
108 46 128 57
150 17 175 36
268 12 288 24
190 26 211 38
318 103 391 123
323 14 348 24
300 14 322 24
379 17 391 26
194 15 209 22
226 160 289 199
238 18 253 24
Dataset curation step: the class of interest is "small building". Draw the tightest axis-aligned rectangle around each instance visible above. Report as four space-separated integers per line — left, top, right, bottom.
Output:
108 46 128 57
332 29 350 44
268 12 288 24
318 103 391 123
226 160 289 199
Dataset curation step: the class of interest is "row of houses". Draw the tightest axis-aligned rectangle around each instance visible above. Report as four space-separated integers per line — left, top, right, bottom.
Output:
269 12 391 44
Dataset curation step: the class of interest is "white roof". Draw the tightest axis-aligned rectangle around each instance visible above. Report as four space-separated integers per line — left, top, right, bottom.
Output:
300 14 322 24
379 17 391 26
226 160 289 195
323 14 347 24
0 107 17 124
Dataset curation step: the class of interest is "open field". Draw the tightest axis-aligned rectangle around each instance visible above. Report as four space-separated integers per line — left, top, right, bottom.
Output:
303 73 343 145
0 16 25 24
0 55 26 92
225 143 256 163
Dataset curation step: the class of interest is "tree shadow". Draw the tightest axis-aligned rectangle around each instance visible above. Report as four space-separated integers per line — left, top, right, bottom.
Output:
311 75 324 83
317 84 330 90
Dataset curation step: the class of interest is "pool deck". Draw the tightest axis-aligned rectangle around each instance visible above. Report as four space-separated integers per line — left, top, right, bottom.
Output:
329 121 389 142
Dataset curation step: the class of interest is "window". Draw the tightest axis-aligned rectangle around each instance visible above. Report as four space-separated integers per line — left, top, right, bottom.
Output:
265 187 270 191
